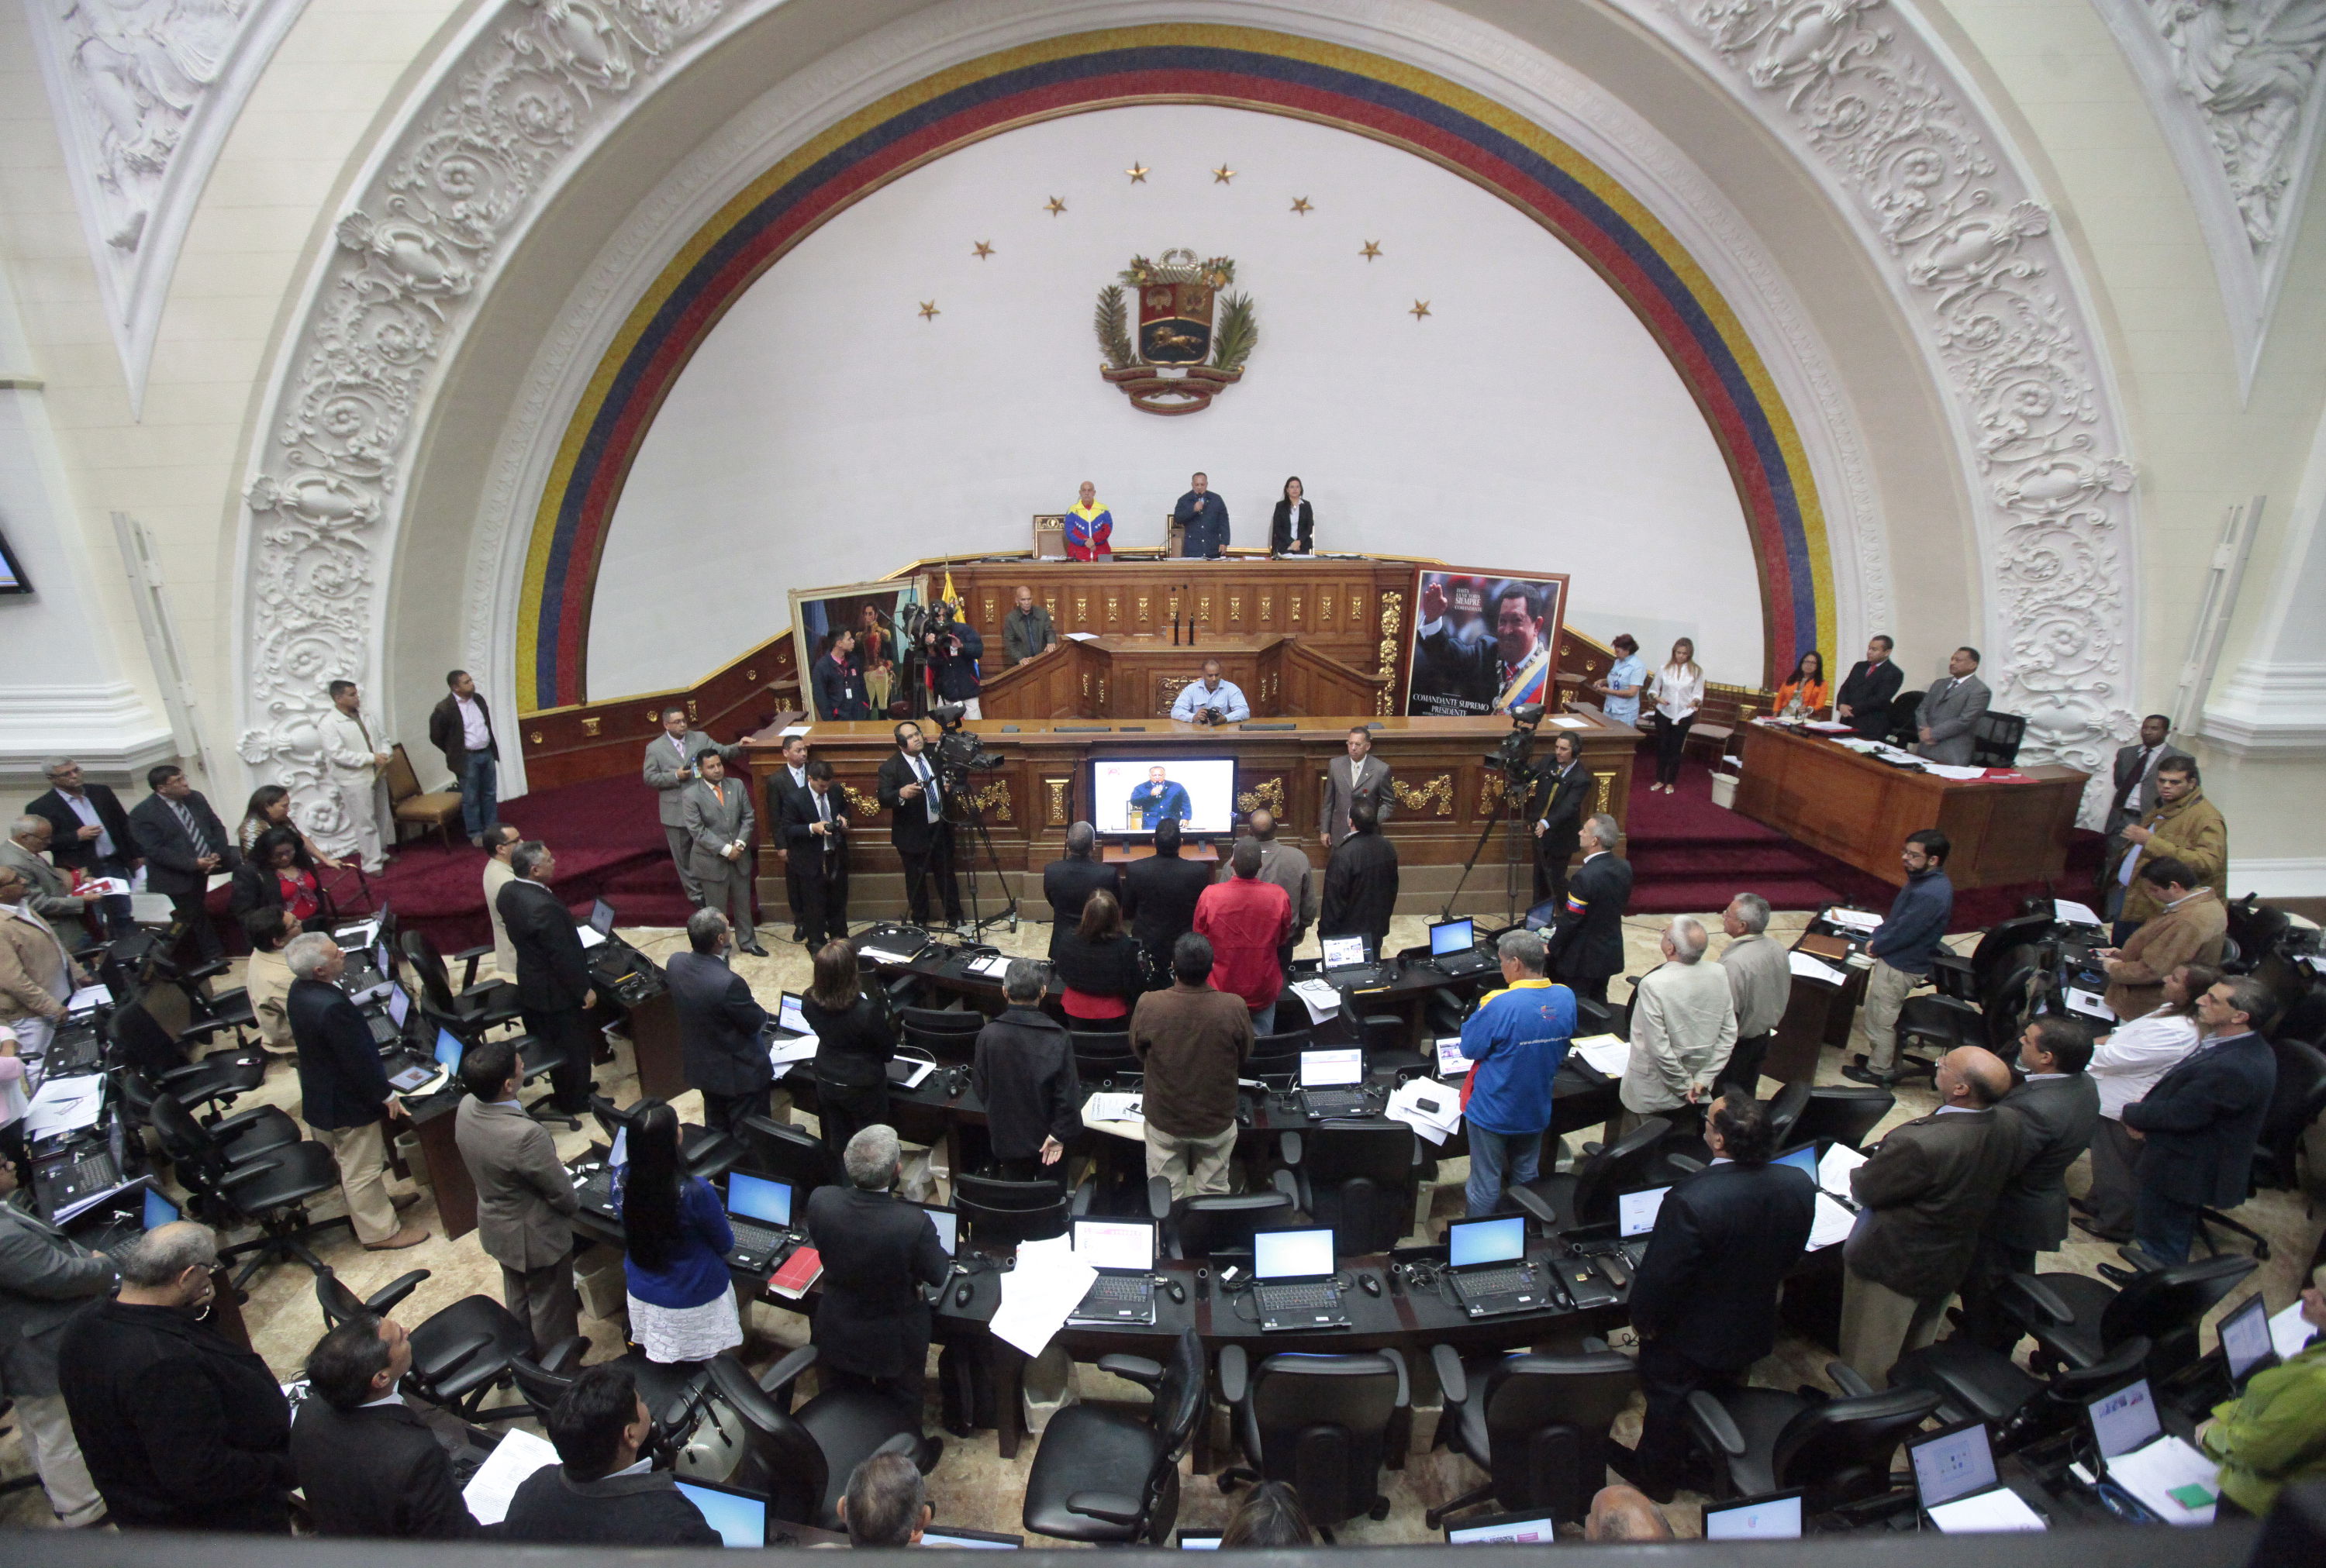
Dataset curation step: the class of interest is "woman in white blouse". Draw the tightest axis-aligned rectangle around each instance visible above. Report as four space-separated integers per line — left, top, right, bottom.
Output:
2078 960 2216 1242
1648 638 1705 793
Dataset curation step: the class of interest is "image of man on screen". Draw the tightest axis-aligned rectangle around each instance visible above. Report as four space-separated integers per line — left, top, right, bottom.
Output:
1128 767 1193 829
1410 577 1555 717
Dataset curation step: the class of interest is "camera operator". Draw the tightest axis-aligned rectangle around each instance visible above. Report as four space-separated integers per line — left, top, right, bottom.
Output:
1170 659 1250 725
877 722 962 929
920 606 985 720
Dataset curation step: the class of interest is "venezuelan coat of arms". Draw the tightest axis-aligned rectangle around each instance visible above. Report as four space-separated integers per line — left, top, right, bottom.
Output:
1094 249 1258 415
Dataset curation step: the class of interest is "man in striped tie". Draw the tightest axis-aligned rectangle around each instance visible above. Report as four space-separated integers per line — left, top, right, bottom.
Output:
128 765 242 963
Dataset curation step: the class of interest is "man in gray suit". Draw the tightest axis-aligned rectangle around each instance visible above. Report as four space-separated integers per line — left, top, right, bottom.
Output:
681 752 761 955
3 816 96 939
453 1036 582 1357
1318 725 1392 847
1962 1015 2100 1348
1241 809 1317 969
0 1152 116 1525
2103 714 2192 846
643 705 740 905
1913 647 1992 764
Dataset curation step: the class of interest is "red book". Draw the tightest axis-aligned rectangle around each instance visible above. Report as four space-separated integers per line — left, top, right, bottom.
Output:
768 1246 823 1299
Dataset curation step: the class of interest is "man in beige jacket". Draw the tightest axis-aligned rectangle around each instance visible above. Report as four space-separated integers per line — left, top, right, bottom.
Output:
454 1036 582 1356
2099 857 2227 1020
481 825 523 980
1621 917 1738 1134
0 866 89 1060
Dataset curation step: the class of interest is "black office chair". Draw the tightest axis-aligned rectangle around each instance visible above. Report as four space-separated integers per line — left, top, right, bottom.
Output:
1885 690 1924 750
1022 1327 1206 1543
1425 1343 1638 1528
1763 1080 1813 1150
506 1335 591 1418
900 1006 985 1062
1219 1346 1408 1532
2197 1037 2326 1261
706 1348 931 1528
109 1063 300 1162
735 1114 842 1196
2000 1252 2256 1386
954 1172 1086 1246
1279 1122 1419 1255
417 995 575 1130
1248 1030 1309 1086
1969 711 2026 767
1355 1011 1427 1079
401 929 519 1030
1785 1086 1895 1152
1147 1177 1299 1259
105 1001 264 1122
588 1094 738 1178
1508 1115 1669 1232
314 1267 533 1422
1889 1334 2152 1454
150 1092 348 1287
136 967 257 1058
1070 1029 1141 1080
1684 1361 1941 1511
1968 912 2059 996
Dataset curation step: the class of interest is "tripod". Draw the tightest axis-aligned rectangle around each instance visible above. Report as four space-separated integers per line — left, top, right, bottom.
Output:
1440 763 1537 928
940 761 1019 939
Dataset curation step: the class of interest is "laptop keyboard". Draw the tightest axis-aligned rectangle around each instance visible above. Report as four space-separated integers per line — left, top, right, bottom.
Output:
1303 1089 1370 1118
1085 1274 1154 1305
1257 1281 1339 1313
1455 1265 1537 1297
729 1219 789 1256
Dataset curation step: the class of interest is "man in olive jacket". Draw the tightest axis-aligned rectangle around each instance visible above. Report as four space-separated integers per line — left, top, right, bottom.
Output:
454 1037 581 1356
2106 757 2226 936
1838 1046 2023 1383
0 1153 116 1524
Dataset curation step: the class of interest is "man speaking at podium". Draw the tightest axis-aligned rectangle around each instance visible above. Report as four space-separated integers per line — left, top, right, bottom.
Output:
1173 472 1229 559
1127 767 1193 829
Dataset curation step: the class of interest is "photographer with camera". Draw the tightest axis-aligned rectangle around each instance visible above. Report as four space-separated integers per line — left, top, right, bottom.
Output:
876 722 962 929
1170 659 1249 725
920 605 985 719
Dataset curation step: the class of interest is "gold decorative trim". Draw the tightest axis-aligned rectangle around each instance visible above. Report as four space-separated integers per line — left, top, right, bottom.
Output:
1317 591 1334 624
968 781 1013 822
1082 671 1092 698
580 716 601 736
1290 591 1303 624
1229 593 1244 624
1392 772 1454 817
1375 588 1404 716
1479 774 1506 815
1075 593 1089 625
1199 592 1213 625
1137 592 1151 622
842 785 881 818
1045 777 1070 825
1259 591 1272 624
1234 776 1286 816
1596 775 1613 814
1106 591 1120 625
529 729 544 745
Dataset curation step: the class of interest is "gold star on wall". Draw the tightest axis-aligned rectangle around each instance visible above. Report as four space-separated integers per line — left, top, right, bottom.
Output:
1044 196 1067 215
1290 197 1313 215
971 240 994 259
918 301 940 320
1359 240 1382 260
1409 299 1431 319
1125 164 1149 183
1212 164 1236 184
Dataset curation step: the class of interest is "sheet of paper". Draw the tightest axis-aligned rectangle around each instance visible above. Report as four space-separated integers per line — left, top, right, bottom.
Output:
768 1038 820 1066
66 984 113 1011
1804 719 1855 732
22 1076 105 1139
575 925 607 950
1568 1035 1633 1079
1287 978 1341 1024
129 892 176 922
1817 1142 1869 1196
778 725 811 737
1923 763 1988 781
78 878 129 897
1807 1191 1858 1252
2270 1298 2318 1360
1385 1078 1461 1146
1824 908 1883 932
2052 898 2102 926
1548 715 1589 729
896 1061 935 1090
1085 1091 1143 1125
1927 1488 2047 1533
1789 952 1845 984
2063 987 2114 1021
858 946 919 966
2107 1436 2218 1526
1064 631 1101 642
967 954 1011 979
461 1427 559 1525
54 1174 149 1225
989 1236 1096 1357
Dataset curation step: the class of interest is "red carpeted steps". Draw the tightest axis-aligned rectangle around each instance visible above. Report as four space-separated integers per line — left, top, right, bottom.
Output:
1620 759 1848 915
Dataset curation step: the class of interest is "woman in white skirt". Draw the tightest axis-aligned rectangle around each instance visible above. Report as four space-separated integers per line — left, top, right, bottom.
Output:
620 1099 744 1363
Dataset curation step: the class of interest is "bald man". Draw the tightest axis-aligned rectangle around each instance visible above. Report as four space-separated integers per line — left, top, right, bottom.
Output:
1584 1486 1673 1542
1837 1046 2024 1384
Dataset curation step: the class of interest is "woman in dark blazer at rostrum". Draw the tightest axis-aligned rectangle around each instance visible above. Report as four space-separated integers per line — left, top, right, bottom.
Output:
801 937 897 1156
1268 477 1314 556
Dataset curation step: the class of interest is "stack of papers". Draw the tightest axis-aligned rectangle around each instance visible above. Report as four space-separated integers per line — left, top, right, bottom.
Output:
2052 898 2103 926
1789 951 1846 984
1926 1490 2047 1533
576 926 608 950
1085 1092 1143 1125
1807 1191 1858 1251
1817 1142 1868 1196
1922 763 1989 781
1803 719 1856 733
1385 1077 1462 1146
1567 1035 1633 1079
461 1428 558 1525
1547 715 1589 729
778 724 811 737
2108 1437 2220 1526
1824 908 1883 933
65 984 113 1012
858 945 920 966
768 1037 820 1068
22 1077 104 1139
989 1234 1096 1356
1286 978 1341 1023
967 953 1011 979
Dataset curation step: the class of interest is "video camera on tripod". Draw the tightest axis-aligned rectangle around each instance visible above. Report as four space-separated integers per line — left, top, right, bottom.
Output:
928 701 1002 777
1482 705 1548 787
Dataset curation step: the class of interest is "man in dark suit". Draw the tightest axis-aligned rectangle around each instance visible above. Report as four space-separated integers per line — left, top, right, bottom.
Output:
127 763 240 962
1121 818 1210 974
503 1366 720 1544
286 933 426 1251
1838 1046 2022 1382
26 756 138 935
1172 470 1230 559
1964 1016 2100 1347
1543 814 1631 1005
496 840 595 1115
1319 799 1398 953
2123 974 2279 1263
1042 822 1119 956
804 1124 951 1453
2102 714 2193 860
667 906 772 1139
877 721 961 928
764 732 813 942
921 612 986 719
292 1314 481 1537
426 670 500 846
780 760 852 947
1622 1094 1815 1501
1527 732 1593 909
1834 634 1904 740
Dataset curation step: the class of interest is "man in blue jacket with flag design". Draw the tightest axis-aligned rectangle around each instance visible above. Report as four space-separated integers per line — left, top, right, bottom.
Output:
1458 929 1575 1215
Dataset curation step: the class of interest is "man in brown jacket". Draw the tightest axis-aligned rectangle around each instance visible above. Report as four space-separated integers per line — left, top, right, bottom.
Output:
454 1037 582 1356
0 865 90 1060
2106 758 2226 937
2100 857 2227 1020
1838 1046 2023 1383
1130 932 1254 1199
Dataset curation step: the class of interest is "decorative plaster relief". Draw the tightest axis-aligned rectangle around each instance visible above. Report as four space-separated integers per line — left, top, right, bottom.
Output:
22 0 310 409
1652 0 2138 795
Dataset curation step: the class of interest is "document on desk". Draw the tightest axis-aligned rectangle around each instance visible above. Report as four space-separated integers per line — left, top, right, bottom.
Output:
1824 908 1884 933
2062 987 2114 1021
2052 898 2103 927
1817 1142 1868 1197
967 953 1011 979
1386 1077 1461 1146
1789 952 1846 984
1567 1035 1633 1080
66 983 113 1012
1287 978 1341 1024
1925 1489 2047 1533
22 1077 105 1140
1547 715 1589 729
990 1234 1096 1357
1085 1091 1143 1125
858 946 920 966
1922 763 1989 781
2107 1437 2219 1525
461 1427 559 1525
768 1037 820 1067
1807 1192 1858 1252
2270 1298 2317 1360
778 725 811 738
576 925 607 950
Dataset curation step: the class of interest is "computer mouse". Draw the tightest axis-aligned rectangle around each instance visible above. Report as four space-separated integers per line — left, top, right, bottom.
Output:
953 1280 973 1308
1358 1273 1382 1297
1164 1278 1186 1304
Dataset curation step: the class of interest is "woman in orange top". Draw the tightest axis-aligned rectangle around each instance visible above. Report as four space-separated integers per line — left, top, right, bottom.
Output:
1772 650 1829 719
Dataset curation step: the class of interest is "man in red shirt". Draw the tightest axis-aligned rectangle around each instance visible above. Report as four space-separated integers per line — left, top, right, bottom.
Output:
1192 836 1292 1034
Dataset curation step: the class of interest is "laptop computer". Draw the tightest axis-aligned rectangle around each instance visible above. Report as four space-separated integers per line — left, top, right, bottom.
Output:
1614 1184 1671 1266
1318 935 1382 989
1907 1420 2046 1532
368 982 412 1046
1068 1217 1158 1325
1443 1215 1548 1318
388 1025 464 1094
1251 1227 1351 1332
2083 1377 2220 1525
1772 1143 1820 1180
1702 1490 1805 1540
911 1201 959 1260
43 1021 103 1075
1298 1048 1370 1119
672 1477 768 1547
920 1527 1023 1549
2218 1294 2278 1391
723 1172 796 1270
1444 1511 1556 1544
1428 917 1497 977
1176 1530 1222 1549
575 1126 626 1215
1434 1036 1474 1080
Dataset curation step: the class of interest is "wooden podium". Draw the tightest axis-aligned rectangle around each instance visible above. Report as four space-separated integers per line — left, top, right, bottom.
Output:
979 634 1385 721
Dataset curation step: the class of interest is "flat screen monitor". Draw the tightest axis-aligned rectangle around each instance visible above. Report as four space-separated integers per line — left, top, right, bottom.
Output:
1434 1037 1473 1077
916 1204 958 1256
143 1187 181 1229
1090 756 1237 839
1772 1144 1820 1179
2220 1294 2275 1385
2086 1377 2162 1461
1320 936 1369 970
589 898 617 936
1617 1186 1672 1238
1254 1227 1334 1280
672 1479 767 1547
1703 1490 1804 1540
1428 918 1475 956
1299 1048 1364 1088
1447 1215 1525 1269
1908 1422 2000 1509
385 984 410 1029
433 1027 465 1073
725 1172 792 1228
1176 1531 1222 1549
1073 1217 1155 1273
778 993 809 1036
918 1528 1021 1549
1445 1512 1555 1544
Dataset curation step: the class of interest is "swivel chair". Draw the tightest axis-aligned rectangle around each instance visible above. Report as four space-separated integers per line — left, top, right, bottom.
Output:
507 1335 592 1418
589 1093 738 1178
1147 1177 1299 1259
401 929 519 1031
1279 1122 1419 1255
1070 1029 1141 1080
314 1267 533 1422
2000 1252 2255 1386
1217 1345 1410 1532
1889 1335 2152 1454
418 996 575 1130
150 1091 347 1287
736 1114 843 1197
954 1171 1088 1246
1508 1115 1670 1233
706 1347 932 1528
1763 1080 1814 1151
900 1006 985 1063
109 1063 299 1162
105 1001 264 1122
1425 1343 1638 1528
1784 1086 1896 1153
1683 1361 1941 1512
1022 1327 1206 1544
1247 1030 1310 1087
1969 711 2026 767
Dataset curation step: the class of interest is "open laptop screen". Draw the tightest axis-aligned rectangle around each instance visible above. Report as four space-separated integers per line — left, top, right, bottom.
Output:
1299 1048 1364 1088
1703 1491 1803 1540
2087 1377 2162 1461
1446 1513 1555 1544
143 1187 181 1229
1772 1144 1819 1179
589 898 617 936
1617 1186 1672 1238
1429 918 1475 956
1435 1037 1473 1077
434 1027 465 1073
385 984 410 1029
672 1480 765 1547
1447 1215 1525 1269
2220 1295 2274 1385
916 1204 958 1256
725 1172 792 1228
1073 1217 1155 1273
777 994 809 1036
1254 1228 1335 1280
1320 936 1368 970
1909 1422 2000 1509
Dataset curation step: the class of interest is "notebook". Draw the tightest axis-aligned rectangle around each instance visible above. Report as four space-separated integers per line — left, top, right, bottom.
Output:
1068 1217 1158 1325
2085 1377 2219 1525
1428 917 1495 976
1251 1227 1349 1332
672 1478 768 1547
723 1172 795 1270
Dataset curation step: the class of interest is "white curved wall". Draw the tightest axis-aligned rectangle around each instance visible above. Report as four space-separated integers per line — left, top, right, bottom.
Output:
587 103 1761 695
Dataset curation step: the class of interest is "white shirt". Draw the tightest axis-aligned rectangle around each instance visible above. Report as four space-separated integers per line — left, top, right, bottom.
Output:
1651 664 1705 722
58 791 114 859
2089 1008 2201 1120
455 694 492 750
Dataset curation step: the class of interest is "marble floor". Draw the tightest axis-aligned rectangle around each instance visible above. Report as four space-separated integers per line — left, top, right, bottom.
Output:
5 909 2317 1541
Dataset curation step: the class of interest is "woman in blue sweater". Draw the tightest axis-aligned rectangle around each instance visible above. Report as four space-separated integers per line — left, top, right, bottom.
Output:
620 1100 740 1363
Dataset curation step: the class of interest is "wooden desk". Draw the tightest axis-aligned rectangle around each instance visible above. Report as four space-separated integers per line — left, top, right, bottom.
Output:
1734 724 2086 890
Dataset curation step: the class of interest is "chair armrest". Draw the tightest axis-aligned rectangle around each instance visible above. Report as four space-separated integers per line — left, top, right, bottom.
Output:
2115 1245 2165 1275
1080 1335 1166 1391
758 1344 819 1399
1430 1342 1468 1407
1930 950 1974 982
1065 1491 1144 1527
154 1060 218 1088
1268 1167 1299 1208
1827 1360 1875 1398
685 1133 740 1181
1070 1180 1096 1216
416 1333 493 1386
1686 1390 1748 1457
209 1106 274 1139
540 1335 588 1376
362 1269 431 1315
1383 1347 1411 1409
218 1158 288 1191
1218 1344 1248 1404
2000 1272 2076 1327
1506 1186 1558 1229
871 1430 924 1468
181 959 231 986
1147 1175 1173 1221
1667 1154 1707 1175
452 943 492 989
1279 1129 1303 1165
